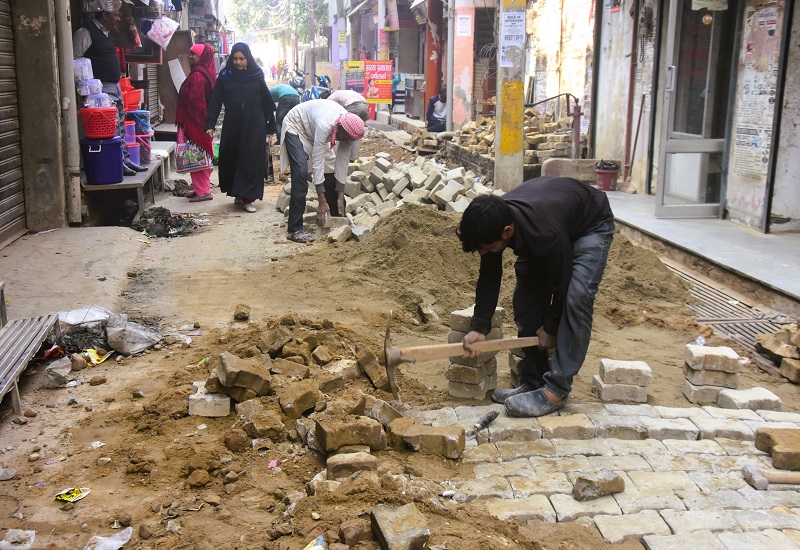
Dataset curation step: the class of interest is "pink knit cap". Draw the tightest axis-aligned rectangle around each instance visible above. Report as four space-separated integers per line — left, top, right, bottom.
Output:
190 44 206 57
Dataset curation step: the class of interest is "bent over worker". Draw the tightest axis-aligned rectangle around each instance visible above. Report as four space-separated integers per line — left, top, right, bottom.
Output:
281 99 366 243
458 177 615 417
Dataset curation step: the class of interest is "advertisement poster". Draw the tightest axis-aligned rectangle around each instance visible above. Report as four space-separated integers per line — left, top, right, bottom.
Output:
363 60 393 104
338 30 348 60
379 28 390 60
345 61 365 93
499 12 525 67
387 0 400 30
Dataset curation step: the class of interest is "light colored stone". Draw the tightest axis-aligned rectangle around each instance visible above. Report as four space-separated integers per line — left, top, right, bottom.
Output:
495 439 557 461
642 453 710 472
599 359 653 386
626 471 698 492
612 488 686 514
604 404 660 417
679 489 753 511
538 414 596 440
641 417 700 440
509 473 572 496
605 438 668 455
454 476 513 502
730 508 800 530
757 410 800 423
717 529 800 550
594 509 670 544
682 379 722 404
662 438 727 454
589 415 648 440
658 509 739 534
717 387 782 411
587 454 653 472
654 406 712 419
326 225 352 243
484 495 556 522
687 470 749 492
528 455 593 474
444 358 498 384
371 503 430 550
326 452 378 480
189 390 231 417
448 305 506 332
448 372 497 399
549 494 622 522
473 458 532 479
642 531 725 550
572 470 625 501
460 443 501 464
691 416 755 440
684 344 740 372
551 438 613 457
702 406 762 420
592 375 647 402
684 365 740 388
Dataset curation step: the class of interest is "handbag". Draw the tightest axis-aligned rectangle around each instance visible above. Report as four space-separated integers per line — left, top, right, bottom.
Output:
176 126 213 174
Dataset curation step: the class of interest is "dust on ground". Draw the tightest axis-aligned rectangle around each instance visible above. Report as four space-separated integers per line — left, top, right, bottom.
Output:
2 135 798 549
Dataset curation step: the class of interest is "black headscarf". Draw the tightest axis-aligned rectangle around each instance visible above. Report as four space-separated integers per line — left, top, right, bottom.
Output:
218 42 264 82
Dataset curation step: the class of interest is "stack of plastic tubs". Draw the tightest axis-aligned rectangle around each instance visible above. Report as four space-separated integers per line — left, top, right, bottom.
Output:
79 107 123 184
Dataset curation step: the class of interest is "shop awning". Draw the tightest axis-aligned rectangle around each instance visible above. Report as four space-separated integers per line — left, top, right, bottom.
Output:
346 0 372 18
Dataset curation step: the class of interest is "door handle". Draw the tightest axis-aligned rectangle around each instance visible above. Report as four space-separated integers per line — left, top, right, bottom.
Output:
666 66 676 92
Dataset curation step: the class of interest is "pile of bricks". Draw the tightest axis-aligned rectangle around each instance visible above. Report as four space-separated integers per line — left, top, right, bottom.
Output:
446 305 505 399
755 322 800 383
591 359 653 403
275 152 496 242
407 128 441 151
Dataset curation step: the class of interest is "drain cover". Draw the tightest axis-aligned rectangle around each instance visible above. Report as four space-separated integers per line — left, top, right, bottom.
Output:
665 265 788 354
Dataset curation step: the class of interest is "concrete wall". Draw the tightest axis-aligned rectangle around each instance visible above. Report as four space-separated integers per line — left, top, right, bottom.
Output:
11 0 66 231
771 1 800 232
593 1 633 163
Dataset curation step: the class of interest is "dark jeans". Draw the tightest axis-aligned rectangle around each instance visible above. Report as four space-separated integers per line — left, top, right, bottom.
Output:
427 119 445 133
285 132 309 234
323 173 341 217
515 219 615 397
276 95 300 145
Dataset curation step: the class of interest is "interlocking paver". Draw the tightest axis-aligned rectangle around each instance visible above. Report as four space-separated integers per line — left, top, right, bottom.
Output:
642 530 726 550
560 402 607 415
495 439 556 461
731 509 800 530
700 453 772 472
484 495 556 522
739 488 800 509
702 407 760 421
606 438 668 455
714 437 767 456
688 470 750 492
538 413 595 439
662 438 727 455
549 493 622 522
508 473 571 497
654 405 712 419
529 455 594 474
659 509 740 533
410 407 457 426
589 414 648 439
744 420 799 433
692 416 755 440
460 443 500 464
588 454 652 472
680 489 754 511
454 476 513 502
605 403 660 417
627 470 698 492
594 509 671 543
716 529 800 550
757 410 800 423
642 416 700 440
643 452 710 472
473 458 531 479
613 487 686 514
551 438 613 457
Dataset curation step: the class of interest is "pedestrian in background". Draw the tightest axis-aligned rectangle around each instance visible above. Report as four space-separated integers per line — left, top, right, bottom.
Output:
205 43 276 213
270 83 301 144
270 64 277 81
175 43 216 202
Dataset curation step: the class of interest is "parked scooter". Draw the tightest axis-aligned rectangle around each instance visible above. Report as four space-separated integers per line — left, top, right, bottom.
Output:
288 66 306 93
301 75 332 101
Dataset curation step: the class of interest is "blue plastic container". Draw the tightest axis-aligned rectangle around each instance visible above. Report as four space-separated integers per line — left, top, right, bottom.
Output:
125 110 152 135
81 137 123 185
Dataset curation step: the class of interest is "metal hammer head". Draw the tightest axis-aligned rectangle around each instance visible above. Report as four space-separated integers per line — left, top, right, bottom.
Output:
742 465 768 490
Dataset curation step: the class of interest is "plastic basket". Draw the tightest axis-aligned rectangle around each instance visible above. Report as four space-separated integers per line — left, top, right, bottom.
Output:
123 88 143 110
79 107 118 139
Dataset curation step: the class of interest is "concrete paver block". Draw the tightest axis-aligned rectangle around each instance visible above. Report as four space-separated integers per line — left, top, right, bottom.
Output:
454 476 514 502
588 454 653 472
642 530 725 550
448 372 497 399
717 387 782 411
484 495 556 522
683 379 722 404
538 413 596 440
529 455 593 474
495 439 557 461
326 451 378 480
551 438 613 457
605 438 668 455
572 470 625 501
641 416 700 440
594 509 670 544
679 489 753 511
642 452 710 472
702 407 762 421
189 390 231 417
612 487 687 514
549 493 622 522
684 365 740 388
661 438 727 454
730 508 800 530
592 375 648 402
691 416 755 441
626 470 698 492
509 473 572 497
371 503 430 550
599 358 653 386
449 304 505 331
604 403 660 417
589 414 648 440
716 529 800 550
685 344 740 372
658 509 739 534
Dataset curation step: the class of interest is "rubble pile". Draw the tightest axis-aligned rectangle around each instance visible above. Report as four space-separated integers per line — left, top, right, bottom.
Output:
755 321 800 382
131 206 197 238
188 317 467 461
275 153 497 242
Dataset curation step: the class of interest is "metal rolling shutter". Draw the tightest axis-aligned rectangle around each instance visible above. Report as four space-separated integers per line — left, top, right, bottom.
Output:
0 0 24 249
145 65 159 122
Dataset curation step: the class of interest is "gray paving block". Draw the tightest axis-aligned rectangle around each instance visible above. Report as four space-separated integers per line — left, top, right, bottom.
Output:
549 493 622 522
484 495 556 522
594 509 670 544
716 529 800 550
613 487 686 514
495 439 556 461
642 530 725 550
508 472 572 497
659 509 740 534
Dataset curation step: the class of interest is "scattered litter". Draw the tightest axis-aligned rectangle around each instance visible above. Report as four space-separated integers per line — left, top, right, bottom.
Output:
106 313 161 355
81 526 131 550
268 460 278 469
0 529 36 550
197 424 207 430
84 349 113 366
68 398 78 405
55 487 91 502
301 535 327 550
188 330 205 336
90 441 105 450
28 482 47 489
165 520 181 535
695 335 706 346
131 206 197 238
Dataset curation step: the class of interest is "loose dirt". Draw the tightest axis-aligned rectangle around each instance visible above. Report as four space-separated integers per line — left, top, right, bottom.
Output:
1 133 797 549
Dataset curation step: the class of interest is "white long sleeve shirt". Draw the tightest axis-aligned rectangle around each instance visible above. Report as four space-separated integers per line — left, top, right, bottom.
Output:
280 99 353 187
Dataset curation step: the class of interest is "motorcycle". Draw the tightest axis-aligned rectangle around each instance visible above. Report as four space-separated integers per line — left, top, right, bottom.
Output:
288 66 306 93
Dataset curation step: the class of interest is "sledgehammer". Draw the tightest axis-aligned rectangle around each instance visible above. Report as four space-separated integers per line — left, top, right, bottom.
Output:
742 465 800 490
382 310 539 402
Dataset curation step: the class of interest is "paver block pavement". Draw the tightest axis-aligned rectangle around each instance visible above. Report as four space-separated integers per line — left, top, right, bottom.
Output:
716 529 800 550
692 416 755 441
642 530 726 550
588 454 653 472
626 470 698 492
684 344 741 372
731 508 800 530
641 416 700 440
589 414 648 440
538 413 596 440
662 438 727 454
606 438 668 455
659 509 740 534
599 358 653 386
495 439 556 461
612 487 686 514
473 458 532 479
594 509 670 543
551 438 613 457
509 472 572 497
718 387 782 411
454 475 513 502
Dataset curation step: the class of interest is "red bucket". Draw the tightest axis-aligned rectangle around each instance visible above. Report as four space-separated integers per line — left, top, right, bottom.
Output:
595 169 619 192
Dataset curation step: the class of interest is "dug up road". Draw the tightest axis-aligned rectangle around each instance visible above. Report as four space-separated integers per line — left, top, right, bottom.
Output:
0 133 797 549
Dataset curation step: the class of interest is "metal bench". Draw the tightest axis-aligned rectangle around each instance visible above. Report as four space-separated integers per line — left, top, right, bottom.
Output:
0 281 61 415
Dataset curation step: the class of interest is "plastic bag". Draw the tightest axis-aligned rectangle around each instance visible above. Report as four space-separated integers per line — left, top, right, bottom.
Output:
595 159 619 170
82 527 132 550
105 313 161 355
0 530 36 550
146 16 179 50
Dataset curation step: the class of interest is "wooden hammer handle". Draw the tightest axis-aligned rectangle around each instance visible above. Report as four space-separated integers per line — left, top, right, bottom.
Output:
399 336 540 363
765 470 800 484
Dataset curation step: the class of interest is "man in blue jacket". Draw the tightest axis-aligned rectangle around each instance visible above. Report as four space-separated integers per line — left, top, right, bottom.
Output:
426 85 447 132
458 177 615 417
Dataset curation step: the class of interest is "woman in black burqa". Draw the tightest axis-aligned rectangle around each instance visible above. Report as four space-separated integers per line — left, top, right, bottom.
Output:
205 42 276 213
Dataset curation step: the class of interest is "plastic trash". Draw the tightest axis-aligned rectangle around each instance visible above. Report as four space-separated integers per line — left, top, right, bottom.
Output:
301 535 327 550
105 313 162 355
82 526 132 550
58 306 114 331
595 159 619 170
0 529 35 550
695 335 706 346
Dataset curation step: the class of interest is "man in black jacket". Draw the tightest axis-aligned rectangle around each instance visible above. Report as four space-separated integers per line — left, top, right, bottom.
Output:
458 177 615 417
73 7 145 175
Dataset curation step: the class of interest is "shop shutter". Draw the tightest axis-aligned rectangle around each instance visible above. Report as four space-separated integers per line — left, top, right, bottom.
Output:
145 65 159 122
0 0 24 249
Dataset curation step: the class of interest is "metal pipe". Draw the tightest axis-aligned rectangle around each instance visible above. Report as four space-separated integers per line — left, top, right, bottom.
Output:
572 102 581 159
55 0 82 225
445 0 454 130
589 0 603 159
622 0 640 182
